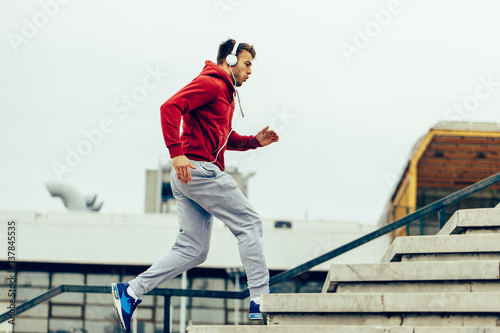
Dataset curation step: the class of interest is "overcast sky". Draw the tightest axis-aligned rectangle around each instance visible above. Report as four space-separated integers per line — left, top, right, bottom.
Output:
1 0 499 226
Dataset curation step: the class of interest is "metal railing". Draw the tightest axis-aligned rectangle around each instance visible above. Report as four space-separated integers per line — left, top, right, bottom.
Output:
2 171 500 332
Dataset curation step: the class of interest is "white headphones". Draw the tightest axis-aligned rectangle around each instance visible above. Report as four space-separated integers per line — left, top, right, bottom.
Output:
225 41 239 66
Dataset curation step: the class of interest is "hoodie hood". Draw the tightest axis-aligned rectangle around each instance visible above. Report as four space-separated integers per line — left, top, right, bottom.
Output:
200 60 235 94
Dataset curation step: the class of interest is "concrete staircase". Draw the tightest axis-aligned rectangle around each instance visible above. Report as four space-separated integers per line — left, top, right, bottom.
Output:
187 207 500 332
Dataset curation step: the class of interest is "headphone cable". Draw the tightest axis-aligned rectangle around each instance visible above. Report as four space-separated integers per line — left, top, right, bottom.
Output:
205 67 244 165
230 66 245 118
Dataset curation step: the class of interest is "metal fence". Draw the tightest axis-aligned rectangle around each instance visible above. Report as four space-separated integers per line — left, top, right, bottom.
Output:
2 171 500 332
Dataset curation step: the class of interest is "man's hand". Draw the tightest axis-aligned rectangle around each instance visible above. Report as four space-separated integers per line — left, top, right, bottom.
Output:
172 155 196 185
256 126 279 147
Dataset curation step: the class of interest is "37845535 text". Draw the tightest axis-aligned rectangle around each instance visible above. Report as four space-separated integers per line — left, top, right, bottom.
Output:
6 220 16 325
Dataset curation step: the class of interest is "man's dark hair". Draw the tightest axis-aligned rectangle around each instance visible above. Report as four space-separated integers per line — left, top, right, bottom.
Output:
217 39 256 65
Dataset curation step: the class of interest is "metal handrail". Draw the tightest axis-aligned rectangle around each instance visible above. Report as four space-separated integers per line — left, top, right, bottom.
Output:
267 171 500 287
2 171 500 331
0 285 242 332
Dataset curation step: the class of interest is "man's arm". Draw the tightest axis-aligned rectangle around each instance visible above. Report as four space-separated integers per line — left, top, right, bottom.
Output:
227 126 279 151
160 76 218 157
160 76 218 184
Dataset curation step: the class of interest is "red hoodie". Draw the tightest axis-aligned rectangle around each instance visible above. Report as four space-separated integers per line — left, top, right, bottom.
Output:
161 61 261 171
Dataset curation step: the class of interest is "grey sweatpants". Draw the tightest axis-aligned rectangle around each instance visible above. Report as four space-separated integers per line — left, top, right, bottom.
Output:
128 160 270 299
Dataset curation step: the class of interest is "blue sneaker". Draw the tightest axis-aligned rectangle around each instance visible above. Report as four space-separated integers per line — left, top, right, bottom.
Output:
111 282 142 332
248 300 262 320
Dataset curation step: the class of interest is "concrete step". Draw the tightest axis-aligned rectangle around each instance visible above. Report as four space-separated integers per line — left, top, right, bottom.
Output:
187 325 500 332
381 234 500 262
322 260 500 293
187 325 412 332
438 208 500 235
261 292 500 326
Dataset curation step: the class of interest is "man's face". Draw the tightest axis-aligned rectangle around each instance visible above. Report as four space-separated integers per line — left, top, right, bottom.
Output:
231 50 253 87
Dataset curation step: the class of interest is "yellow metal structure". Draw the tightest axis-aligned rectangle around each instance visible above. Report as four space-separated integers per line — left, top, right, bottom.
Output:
386 122 500 239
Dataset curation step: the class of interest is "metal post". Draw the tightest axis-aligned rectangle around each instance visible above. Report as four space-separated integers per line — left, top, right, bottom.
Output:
164 296 171 333
179 272 188 332
438 208 446 229
234 274 240 325
226 267 244 325
157 159 164 213
405 206 410 236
